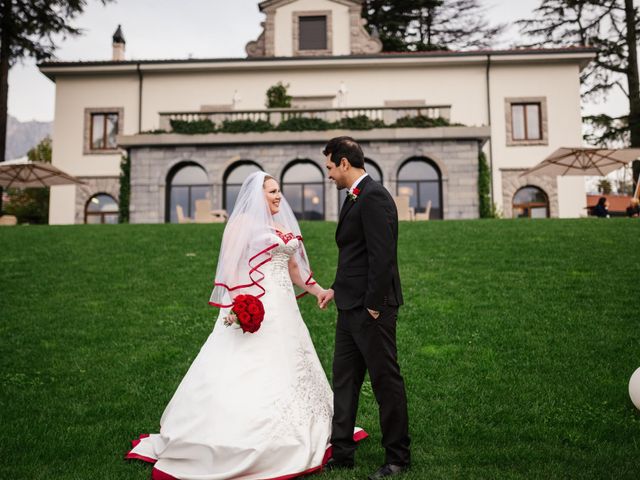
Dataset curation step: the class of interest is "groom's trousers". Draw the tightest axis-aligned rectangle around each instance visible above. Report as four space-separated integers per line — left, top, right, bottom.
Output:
331 306 410 466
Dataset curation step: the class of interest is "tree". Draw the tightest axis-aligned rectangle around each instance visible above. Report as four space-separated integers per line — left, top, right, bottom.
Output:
518 0 640 148
363 0 504 52
4 136 51 224
597 178 612 194
0 0 113 213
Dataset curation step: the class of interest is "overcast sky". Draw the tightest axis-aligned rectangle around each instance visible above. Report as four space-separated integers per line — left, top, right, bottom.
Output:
8 0 629 122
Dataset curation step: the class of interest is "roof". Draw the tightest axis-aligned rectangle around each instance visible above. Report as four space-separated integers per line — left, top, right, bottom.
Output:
37 47 597 80
259 0 362 11
586 194 634 212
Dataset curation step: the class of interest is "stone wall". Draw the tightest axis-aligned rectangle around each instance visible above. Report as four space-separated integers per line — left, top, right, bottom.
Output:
75 176 120 223
129 138 481 224
500 168 558 218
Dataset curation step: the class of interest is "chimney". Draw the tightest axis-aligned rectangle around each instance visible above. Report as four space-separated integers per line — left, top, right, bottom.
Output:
112 25 126 61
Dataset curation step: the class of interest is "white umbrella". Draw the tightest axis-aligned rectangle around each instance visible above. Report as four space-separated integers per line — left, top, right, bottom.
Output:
0 158 85 188
523 147 640 177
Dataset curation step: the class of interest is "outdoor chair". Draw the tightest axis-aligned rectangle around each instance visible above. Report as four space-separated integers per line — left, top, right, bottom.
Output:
394 195 414 221
176 205 193 224
0 215 18 226
210 209 228 222
414 200 432 221
194 199 227 223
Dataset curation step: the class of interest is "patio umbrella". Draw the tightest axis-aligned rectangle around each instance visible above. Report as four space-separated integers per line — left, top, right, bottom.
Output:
523 147 640 177
0 158 85 188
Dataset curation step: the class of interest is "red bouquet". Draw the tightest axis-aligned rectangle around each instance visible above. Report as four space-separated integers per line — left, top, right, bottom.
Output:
223 294 265 333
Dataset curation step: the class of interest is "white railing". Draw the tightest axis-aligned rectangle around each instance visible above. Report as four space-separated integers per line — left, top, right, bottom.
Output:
158 105 452 131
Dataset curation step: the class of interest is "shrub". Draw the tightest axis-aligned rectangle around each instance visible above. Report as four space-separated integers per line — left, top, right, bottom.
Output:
336 115 385 130
392 115 450 128
170 119 215 134
219 119 273 133
266 82 292 108
276 116 333 131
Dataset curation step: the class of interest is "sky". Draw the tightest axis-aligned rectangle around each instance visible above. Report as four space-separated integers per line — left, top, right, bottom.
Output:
7 0 629 123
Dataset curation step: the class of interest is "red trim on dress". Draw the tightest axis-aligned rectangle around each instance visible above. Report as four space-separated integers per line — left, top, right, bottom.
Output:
210 232 318 307
126 430 368 480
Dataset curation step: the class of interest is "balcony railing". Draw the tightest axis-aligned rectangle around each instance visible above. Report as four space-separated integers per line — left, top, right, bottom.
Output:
158 105 451 131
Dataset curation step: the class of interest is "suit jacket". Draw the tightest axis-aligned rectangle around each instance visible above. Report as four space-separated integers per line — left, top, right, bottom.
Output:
332 175 404 311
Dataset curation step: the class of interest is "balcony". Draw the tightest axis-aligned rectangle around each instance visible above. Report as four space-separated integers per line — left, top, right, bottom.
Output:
158 104 452 132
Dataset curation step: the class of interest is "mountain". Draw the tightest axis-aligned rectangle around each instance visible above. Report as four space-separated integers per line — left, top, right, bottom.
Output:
5 115 52 160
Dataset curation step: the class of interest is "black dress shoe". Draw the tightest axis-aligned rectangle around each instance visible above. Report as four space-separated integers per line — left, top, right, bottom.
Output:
367 463 410 479
324 457 355 470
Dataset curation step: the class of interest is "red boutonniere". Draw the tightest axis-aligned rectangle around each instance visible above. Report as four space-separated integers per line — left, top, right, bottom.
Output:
347 187 361 202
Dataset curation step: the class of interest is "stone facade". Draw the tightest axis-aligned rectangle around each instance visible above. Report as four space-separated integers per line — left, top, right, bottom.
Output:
500 168 558 218
128 137 481 224
246 0 381 57
75 176 120 223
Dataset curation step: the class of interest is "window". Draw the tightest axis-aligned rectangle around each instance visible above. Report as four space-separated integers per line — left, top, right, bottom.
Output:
166 162 211 223
282 160 325 220
91 113 119 150
512 186 549 218
84 107 124 153
299 16 327 50
505 97 547 146
511 103 541 141
85 193 118 224
397 158 442 219
293 11 332 56
223 161 263 213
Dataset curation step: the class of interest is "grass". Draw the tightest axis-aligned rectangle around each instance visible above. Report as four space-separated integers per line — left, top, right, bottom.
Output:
0 219 639 479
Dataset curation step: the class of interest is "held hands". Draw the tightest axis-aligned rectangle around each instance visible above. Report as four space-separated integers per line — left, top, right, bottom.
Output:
317 288 334 309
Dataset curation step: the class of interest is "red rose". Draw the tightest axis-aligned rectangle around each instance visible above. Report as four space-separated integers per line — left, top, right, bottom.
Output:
247 303 259 315
228 294 264 333
234 302 247 313
353 187 360 195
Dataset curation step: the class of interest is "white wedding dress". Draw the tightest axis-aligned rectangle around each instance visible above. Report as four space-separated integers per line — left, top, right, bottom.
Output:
127 234 362 480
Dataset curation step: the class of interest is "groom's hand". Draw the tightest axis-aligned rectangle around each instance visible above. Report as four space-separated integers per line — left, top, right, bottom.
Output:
367 308 380 319
318 288 334 309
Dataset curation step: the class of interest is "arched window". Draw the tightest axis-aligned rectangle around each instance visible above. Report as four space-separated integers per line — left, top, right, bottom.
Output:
513 186 549 218
281 160 324 220
85 193 118 224
338 158 383 211
223 161 262 214
397 158 442 219
166 162 210 223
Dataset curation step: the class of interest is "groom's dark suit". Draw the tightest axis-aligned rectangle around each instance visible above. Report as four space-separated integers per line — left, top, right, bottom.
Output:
331 175 410 466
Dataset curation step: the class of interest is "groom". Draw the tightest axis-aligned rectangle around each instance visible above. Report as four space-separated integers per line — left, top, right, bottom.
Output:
319 136 410 479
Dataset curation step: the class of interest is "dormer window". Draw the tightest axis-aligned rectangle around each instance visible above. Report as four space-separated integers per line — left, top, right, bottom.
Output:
299 16 327 50
293 11 332 56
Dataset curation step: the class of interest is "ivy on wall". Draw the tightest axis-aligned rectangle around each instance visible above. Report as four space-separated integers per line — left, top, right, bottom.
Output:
478 150 498 219
118 154 130 223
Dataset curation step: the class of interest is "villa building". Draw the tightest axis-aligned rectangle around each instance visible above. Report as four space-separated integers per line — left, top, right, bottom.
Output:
38 0 596 224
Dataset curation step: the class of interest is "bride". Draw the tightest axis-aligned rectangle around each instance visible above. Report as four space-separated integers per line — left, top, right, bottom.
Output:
126 172 364 480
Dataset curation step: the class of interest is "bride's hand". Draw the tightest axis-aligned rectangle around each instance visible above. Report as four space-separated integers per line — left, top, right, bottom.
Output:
317 288 334 309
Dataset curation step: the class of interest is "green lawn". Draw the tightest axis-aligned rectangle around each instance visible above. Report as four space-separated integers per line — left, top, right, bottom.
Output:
1 219 639 479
